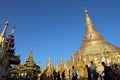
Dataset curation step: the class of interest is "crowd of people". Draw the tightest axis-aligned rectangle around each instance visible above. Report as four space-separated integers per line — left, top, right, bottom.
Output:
40 61 120 80
75 61 120 80
6 61 120 80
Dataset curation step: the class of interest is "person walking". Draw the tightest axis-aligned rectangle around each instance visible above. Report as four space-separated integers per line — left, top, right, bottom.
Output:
57 71 60 80
72 66 77 80
90 61 97 80
62 70 65 80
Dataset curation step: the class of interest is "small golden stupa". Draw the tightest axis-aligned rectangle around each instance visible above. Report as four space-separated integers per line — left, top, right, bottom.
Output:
58 56 65 73
46 56 54 77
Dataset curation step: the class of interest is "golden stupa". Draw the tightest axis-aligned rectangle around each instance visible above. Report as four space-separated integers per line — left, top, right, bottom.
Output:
46 56 54 77
73 9 120 66
58 56 65 73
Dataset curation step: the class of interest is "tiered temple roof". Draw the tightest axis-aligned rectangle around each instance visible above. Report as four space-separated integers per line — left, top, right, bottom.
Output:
9 50 40 78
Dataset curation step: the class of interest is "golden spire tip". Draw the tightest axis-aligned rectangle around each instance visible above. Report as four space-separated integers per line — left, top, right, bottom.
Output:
5 21 9 26
84 9 88 14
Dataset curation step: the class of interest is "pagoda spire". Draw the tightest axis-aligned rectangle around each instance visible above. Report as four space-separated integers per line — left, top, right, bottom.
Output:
10 26 15 36
24 50 34 67
46 56 54 76
71 51 77 68
0 21 9 44
85 9 96 33
0 21 9 49
60 55 63 65
46 56 54 69
72 51 75 63
1 21 9 38
28 50 34 61
47 56 51 66
59 55 65 73
84 9 104 41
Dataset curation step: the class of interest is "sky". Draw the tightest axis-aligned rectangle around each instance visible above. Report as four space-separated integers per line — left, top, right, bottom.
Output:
0 0 120 68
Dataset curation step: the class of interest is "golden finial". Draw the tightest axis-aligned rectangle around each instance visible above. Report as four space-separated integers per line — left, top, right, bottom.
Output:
10 26 15 36
60 56 62 64
84 8 89 18
0 21 9 48
30 44 34 52
1 21 9 38
46 56 54 76
72 50 75 62
84 9 93 27
30 50 33 56
47 56 51 66
84 9 88 14
6 21 9 25
28 50 34 61
59 54 65 73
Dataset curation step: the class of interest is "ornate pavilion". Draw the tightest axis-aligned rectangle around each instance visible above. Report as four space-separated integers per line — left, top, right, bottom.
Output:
9 50 41 79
